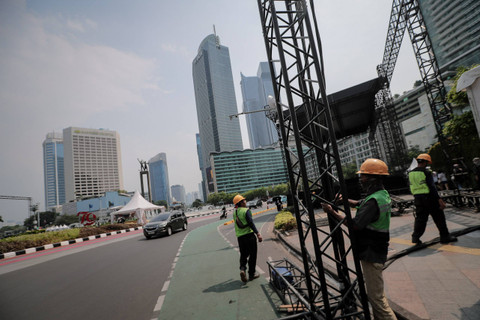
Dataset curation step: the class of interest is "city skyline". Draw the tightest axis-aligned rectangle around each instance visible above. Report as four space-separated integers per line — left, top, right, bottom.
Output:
0 0 422 224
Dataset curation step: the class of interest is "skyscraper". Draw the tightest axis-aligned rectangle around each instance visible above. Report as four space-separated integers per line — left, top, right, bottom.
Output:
196 133 206 201
193 34 243 194
63 127 123 202
241 62 278 149
419 0 480 72
171 185 186 204
43 132 65 211
148 153 171 204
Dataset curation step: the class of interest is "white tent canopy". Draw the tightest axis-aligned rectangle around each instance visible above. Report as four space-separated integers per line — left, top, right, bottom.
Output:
111 190 165 225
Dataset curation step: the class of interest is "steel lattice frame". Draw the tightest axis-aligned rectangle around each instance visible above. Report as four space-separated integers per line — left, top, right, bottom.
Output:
370 0 409 172
257 1 370 319
378 0 453 165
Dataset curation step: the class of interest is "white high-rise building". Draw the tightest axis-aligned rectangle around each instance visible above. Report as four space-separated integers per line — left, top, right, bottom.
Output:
63 127 124 202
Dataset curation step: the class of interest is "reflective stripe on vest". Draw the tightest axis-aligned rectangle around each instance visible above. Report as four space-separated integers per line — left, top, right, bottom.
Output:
359 189 391 233
409 170 429 195
234 207 253 237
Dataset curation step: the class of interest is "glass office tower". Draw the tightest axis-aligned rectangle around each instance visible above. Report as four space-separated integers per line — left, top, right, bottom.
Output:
193 34 243 194
210 148 288 194
148 153 171 204
171 184 186 204
43 132 65 211
419 0 480 71
241 62 278 149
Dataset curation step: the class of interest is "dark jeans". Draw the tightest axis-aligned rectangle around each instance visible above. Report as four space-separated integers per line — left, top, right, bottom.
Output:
237 232 257 277
412 195 449 240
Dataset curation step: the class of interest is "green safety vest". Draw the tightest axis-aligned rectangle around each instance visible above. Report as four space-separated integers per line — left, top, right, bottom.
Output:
233 207 254 237
359 189 391 232
409 170 429 195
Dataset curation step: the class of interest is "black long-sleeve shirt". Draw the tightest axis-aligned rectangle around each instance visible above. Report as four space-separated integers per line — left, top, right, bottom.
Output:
245 209 259 234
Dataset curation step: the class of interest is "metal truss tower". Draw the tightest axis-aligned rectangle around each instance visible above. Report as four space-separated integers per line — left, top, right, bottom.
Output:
379 0 453 163
258 1 370 318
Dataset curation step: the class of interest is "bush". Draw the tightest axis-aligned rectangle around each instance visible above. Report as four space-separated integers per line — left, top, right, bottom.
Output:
0 223 139 254
274 211 297 231
0 229 80 253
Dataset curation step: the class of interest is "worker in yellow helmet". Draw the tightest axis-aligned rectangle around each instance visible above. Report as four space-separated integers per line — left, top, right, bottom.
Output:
409 153 457 244
322 158 397 320
232 194 263 283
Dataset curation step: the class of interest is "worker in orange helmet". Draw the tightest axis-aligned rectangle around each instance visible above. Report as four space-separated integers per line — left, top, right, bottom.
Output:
232 194 263 283
322 158 397 320
409 153 457 244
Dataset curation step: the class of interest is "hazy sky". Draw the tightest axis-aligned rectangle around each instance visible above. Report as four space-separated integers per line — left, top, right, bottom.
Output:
0 0 421 224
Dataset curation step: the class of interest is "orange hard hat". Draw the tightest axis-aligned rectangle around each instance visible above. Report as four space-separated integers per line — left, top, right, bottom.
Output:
416 153 432 164
356 158 390 175
233 194 245 205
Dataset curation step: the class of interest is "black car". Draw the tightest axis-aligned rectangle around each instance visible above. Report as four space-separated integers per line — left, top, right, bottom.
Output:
143 211 188 239
247 199 263 209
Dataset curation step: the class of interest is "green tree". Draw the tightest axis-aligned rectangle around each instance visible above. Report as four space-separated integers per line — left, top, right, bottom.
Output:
24 211 58 229
191 199 203 208
429 111 480 172
0 215 3 223
446 65 478 107
413 80 423 88
207 192 223 206
341 162 358 179
154 200 168 209
55 214 80 225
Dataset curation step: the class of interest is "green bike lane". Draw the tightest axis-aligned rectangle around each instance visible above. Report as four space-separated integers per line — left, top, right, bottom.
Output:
157 217 281 320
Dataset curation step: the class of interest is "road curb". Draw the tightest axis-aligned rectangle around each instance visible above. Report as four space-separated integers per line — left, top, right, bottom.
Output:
0 226 143 260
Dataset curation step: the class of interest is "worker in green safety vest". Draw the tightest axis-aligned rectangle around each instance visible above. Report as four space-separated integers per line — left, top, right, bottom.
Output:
409 153 457 245
322 158 397 320
232 194 263 284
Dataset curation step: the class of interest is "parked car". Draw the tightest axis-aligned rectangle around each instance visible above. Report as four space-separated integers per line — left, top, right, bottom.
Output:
143 211 187 239
247 199 263 209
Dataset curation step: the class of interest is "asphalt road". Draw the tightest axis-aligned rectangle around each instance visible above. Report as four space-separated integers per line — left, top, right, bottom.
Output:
0 215 217 320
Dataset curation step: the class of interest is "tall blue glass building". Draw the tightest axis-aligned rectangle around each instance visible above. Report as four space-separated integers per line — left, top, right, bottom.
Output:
43 132 65 211
196 133 206 201
148 153 171 204
241 62 278 149
193 34 243 194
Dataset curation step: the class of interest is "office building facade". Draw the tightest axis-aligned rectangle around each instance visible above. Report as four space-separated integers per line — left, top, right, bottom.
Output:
63 127 123 202
196 133 206 201
43 132 65 211
148 153 171 204
210 148 288 194
192 34 243 195
171 185 186 204
419 0 480 72
240 62 278 149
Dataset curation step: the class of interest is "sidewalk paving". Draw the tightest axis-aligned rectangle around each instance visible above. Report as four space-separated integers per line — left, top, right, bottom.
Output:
277 206 480 320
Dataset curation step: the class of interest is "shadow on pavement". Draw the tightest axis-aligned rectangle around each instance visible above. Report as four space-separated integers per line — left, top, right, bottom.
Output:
261 283 283 313
202 279 248 293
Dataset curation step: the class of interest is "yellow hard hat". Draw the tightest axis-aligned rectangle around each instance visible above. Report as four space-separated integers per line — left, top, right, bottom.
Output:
416 153 432 164
356 158 390 175
233 194 245 205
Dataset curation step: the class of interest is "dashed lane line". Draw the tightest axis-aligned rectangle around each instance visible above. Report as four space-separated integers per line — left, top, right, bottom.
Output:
150 233 188 319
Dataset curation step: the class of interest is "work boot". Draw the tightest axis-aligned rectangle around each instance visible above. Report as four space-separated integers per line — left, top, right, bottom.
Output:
240 270 248 283
440 235 458 244
411 237 422 245
249 273 260 281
